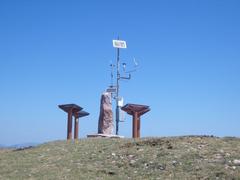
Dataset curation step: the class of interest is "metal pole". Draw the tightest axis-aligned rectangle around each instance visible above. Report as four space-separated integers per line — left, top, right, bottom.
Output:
116 46 120 135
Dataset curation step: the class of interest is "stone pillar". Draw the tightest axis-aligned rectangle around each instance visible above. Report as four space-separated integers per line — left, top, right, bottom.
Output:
98 92 114 135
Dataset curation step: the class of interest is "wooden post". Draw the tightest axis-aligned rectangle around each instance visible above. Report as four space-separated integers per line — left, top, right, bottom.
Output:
133 112 138 138
67 110 73 140
74 116 79 139
137 115 140 138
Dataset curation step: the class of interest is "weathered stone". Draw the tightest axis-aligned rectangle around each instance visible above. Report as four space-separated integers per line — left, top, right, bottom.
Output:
98 92 114 135
233 159 240 166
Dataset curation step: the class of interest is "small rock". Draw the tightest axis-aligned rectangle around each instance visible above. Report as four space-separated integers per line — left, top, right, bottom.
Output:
233 159 240 166
130 160 136 165
224 165 229 170
172 160 177 166
144 163 149 168
128 155 134 158
220 149 224 153
195 166 200 171
225 153 231 157
159 165 165 170
232 166 236 170
111 153 116 156
212 154 225 164
214 154 223 159
197 144 206 149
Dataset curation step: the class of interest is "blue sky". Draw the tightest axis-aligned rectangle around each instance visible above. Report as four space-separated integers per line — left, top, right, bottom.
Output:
0 0 240 145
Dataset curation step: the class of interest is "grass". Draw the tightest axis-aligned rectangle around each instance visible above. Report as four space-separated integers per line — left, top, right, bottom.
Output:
0 136 240 179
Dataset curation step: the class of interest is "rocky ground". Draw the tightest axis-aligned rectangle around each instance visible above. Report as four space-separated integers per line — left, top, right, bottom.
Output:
0 136 240 179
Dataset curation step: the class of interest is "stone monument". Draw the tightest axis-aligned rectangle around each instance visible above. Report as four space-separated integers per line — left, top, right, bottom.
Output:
98 92 114 134
87 92 123 138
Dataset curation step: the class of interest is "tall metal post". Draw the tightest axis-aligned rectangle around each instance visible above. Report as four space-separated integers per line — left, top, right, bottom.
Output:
112 38 130 135
116 47 120 135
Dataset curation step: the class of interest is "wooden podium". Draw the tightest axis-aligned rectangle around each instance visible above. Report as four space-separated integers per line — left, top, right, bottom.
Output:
121 103 150 138
59 104 89 140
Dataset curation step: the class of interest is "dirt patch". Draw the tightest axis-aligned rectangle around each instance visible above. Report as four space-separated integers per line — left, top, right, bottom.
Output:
122 139 173 149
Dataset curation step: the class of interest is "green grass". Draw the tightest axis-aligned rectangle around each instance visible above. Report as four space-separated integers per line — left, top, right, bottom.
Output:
0 136 240 179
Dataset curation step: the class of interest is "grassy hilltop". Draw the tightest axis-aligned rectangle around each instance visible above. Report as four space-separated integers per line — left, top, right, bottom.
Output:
0 136 240 179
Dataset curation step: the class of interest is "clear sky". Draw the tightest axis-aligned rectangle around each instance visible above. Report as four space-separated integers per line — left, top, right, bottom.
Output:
0 0 240 145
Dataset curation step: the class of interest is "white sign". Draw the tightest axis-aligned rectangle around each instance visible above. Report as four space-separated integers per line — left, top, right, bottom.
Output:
113 40 127 48
118 97 124 107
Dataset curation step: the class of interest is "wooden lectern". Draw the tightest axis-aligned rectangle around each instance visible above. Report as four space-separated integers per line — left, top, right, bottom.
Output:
59 104 89 140
121 103 150 138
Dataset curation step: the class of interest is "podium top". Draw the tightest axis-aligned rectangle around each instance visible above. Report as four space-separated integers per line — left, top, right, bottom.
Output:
73 111 90 118
121 103 150 116
58 104 83 113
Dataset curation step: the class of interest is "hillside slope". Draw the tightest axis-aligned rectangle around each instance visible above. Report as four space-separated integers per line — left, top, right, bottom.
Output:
0 136 240 179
